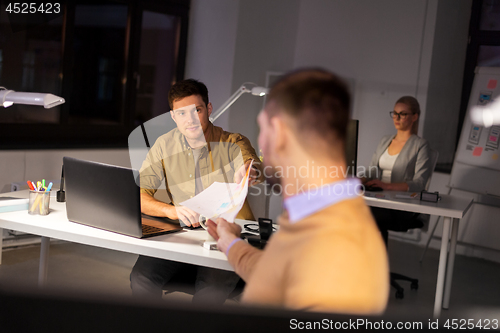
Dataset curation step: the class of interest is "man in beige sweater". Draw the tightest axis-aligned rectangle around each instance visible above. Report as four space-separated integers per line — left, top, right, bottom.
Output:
206 69 389 314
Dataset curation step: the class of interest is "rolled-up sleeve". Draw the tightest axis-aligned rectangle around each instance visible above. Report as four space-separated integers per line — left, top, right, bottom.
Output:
230 133 265 183
139 145 165 197
231 133 259 163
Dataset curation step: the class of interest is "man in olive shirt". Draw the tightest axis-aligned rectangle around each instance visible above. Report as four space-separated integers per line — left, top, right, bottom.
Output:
130 79 262 303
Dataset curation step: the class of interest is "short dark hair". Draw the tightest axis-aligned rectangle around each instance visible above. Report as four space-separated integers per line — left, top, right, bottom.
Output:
266 68 350 147
168 79 209 110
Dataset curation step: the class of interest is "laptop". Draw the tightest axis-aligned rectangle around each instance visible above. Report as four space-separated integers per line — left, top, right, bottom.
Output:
63 157 183 238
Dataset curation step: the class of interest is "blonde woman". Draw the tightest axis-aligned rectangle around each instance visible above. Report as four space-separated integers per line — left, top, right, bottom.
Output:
365 96 432 192
364 96 433 243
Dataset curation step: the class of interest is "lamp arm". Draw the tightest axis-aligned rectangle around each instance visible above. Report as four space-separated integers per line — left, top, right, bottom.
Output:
209 85 251 122
0 88 65 108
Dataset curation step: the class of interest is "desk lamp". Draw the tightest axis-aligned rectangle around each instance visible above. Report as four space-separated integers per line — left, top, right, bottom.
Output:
0 87 65 108
1 87 65 199
209 83 268 122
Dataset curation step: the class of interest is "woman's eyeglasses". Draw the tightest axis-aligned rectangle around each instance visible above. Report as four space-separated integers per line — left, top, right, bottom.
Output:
389 111 413 119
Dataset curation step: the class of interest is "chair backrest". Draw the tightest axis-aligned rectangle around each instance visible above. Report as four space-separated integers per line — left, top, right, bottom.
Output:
247 183 271 220
425 148 439 191
413 148 439 232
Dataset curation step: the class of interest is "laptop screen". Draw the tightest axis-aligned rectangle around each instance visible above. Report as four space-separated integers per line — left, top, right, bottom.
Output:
64 157 144 237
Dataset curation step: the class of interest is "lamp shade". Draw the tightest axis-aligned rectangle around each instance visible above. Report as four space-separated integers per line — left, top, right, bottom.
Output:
251 87 268 96
0 89 65 108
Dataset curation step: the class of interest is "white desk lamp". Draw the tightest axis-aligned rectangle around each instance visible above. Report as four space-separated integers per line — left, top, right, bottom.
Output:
0 87 65 108
209 83 268 122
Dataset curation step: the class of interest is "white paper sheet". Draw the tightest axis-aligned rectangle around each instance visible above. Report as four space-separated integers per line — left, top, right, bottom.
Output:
179 160 253 222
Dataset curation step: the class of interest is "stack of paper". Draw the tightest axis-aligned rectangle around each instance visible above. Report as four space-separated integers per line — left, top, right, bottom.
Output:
180 161 253 222
0 197 29 213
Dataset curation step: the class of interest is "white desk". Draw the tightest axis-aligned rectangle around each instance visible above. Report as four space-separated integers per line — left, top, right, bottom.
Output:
1 190 473 317
364 191 473 318
0 190 248 286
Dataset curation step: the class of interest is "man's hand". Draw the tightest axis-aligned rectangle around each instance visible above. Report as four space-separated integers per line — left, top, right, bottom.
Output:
234 160 258 185
170 206 200 227
206 218 242 255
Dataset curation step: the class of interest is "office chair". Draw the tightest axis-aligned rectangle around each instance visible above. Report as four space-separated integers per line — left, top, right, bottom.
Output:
163 182 271 301
379 149 439 299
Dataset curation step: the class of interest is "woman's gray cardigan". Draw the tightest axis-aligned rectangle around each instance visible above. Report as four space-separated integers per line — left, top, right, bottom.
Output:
367 134 432 192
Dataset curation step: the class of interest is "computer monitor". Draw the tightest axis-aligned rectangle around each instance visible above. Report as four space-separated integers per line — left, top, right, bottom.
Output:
345 119 359 177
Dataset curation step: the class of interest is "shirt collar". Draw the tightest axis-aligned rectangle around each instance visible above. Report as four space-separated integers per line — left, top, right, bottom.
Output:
178 124 214 153
205 122 217 142
283 178 362 223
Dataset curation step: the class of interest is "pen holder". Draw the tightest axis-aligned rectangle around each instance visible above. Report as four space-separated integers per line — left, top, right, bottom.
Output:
28 190 50 215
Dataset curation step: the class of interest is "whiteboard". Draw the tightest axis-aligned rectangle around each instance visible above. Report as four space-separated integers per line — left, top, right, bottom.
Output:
450 67 500 196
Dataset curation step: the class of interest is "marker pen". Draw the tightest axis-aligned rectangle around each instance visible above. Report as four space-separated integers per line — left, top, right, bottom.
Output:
27 181 35 191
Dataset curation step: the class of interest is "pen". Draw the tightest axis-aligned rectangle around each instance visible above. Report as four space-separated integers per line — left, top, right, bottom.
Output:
42 179 46 188
27 181 35 191
31 184 50 213
31 192 42 213
31 181 38 191
38 188 44 211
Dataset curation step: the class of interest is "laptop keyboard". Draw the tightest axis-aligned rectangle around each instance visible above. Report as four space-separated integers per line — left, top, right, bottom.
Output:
142 224 164 234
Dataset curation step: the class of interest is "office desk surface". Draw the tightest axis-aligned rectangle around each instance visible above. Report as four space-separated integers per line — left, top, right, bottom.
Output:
364 190 474 318
1 190 474 317
0 190 236 271
364 191 473 218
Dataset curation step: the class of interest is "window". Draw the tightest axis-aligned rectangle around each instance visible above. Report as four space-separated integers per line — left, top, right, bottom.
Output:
0 0 189 148
135 10 182 126
0 10 63 125
458 0 500 161
68 3 128 125
479 0 500 31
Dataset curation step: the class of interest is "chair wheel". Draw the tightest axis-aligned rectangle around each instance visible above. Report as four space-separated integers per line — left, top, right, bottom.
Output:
411 281 419 290
395 289 404 299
